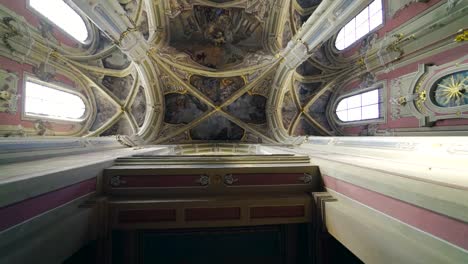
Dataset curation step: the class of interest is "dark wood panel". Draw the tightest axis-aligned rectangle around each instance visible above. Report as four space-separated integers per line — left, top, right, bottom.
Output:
109 174 203 188
185 207 241 221
250 205 305 219
118 209 177 223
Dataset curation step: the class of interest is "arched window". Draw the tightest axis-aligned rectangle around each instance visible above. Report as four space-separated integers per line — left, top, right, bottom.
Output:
336 89 382 122
335 0 383 50
29 0 89 43
25 78 86 121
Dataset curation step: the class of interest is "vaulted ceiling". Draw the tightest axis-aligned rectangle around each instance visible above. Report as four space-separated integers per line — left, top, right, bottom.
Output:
139 0 338 143
3 0 371 143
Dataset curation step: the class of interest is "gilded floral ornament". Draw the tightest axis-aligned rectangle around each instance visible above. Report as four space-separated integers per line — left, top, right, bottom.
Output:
454 29 468 42
414 74 428 113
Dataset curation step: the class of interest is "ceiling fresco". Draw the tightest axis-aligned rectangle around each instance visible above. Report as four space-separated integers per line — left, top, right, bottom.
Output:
148 0 336 142
102 74 134 101
279 44 337 136
296 0 322 9
145 1 294 144
281 91 299 131
131 86 147 127
294 81 324 106
189 75 245 104
168 5 269 70
225 93 267 124
190 115 245 141
164 93 209 124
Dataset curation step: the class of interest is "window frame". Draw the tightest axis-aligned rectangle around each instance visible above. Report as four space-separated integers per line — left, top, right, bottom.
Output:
22 74 90 123
332 82 387 126
334 0 385 52
26 0 92 44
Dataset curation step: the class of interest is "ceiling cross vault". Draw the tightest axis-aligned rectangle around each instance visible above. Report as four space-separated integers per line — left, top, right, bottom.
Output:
64 0 374 144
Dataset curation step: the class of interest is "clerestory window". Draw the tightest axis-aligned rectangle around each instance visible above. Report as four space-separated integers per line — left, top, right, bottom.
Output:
335 0 383 50
29 0 89 43
335 89 382 122
25 78 86 122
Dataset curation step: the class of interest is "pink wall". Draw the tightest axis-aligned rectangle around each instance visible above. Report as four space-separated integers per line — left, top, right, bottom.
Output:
336 0 468 135
342 0 444 58
323 175 468 251
0 55 83 134
0 178 96 232
0 0 91 135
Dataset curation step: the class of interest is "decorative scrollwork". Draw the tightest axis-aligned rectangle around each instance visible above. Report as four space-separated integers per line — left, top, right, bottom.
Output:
386 33 416 61
2 17 20 52
454 29 467 42
223 174 238 185
196 175 210 186
299 173 313 184
109 176 126 187
414 74 428 113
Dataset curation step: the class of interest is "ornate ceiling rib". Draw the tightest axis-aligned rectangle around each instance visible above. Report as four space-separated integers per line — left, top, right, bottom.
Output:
268 0 374 143
151 48 280 143
60 0 375 143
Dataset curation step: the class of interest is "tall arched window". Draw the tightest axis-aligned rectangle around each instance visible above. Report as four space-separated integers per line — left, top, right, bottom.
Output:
335 0 383 50
29 0 89 43
25 78 86 121
335 89 382 122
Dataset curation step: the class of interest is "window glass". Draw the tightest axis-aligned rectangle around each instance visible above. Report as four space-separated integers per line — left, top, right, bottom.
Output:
25 80 86 121
335 89 382 122
29 0 88 43
335 0 383 50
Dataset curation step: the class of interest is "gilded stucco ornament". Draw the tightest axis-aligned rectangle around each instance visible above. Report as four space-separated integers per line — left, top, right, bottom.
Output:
386 33 416 61
223 174 238 185
300 173 313 184
0 69 19 114
1 17 20 53
109 176 127 187
414 74 428 113
454 29 468 42
196 175 210 186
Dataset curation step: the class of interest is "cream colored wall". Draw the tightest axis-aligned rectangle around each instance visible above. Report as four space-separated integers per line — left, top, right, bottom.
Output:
289 136 468 263
326 189 467 264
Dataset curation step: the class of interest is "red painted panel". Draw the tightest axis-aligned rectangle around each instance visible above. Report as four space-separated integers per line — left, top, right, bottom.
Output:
185 207 241 221
111 175 203 188
228 173 306 186
323 175 468 250
0 178 96 232
250 206 305 219
118 209 176 223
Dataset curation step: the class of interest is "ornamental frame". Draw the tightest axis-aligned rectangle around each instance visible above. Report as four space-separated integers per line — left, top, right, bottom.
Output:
409 56 468 126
